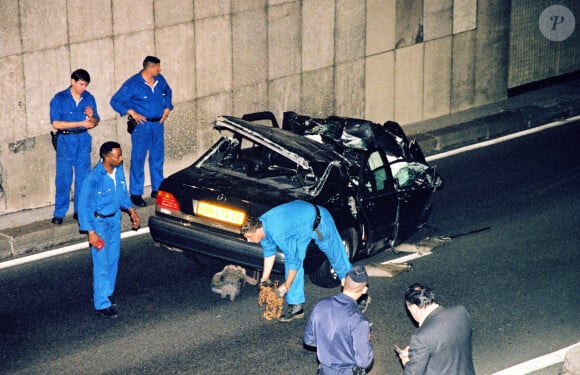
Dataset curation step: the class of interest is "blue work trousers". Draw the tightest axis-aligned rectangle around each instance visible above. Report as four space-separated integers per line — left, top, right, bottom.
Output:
285 210 352 305
130 121 164 195
285 266 306 305
91 212 121 310
54 132 92 218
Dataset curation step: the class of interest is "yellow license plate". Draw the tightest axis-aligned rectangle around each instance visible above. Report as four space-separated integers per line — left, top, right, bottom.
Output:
196 201 246 226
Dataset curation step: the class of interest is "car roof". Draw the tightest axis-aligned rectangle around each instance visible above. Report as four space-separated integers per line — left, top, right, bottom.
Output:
214 115 347 171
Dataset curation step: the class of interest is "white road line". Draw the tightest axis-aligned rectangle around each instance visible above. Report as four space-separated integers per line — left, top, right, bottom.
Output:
381 251 432 264
0 227 150 270
491 342 579 375
425 115 580 162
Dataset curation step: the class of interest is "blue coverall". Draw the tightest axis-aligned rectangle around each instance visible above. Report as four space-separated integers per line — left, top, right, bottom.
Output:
110 73 173 195
50 88 100 218
259 200 352 305
78 161 133 310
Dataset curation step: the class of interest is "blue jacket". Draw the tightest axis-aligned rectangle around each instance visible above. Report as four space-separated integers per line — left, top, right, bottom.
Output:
50 88 100 129
78 162 133 232
110 72 173 119
304 293 374 371
259 200 319 270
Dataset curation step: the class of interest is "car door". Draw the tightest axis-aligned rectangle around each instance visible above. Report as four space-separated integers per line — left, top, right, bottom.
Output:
394 164 436 240
355 149 399 253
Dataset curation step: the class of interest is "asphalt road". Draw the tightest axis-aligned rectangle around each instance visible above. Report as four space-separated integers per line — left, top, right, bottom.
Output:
0 122 578 375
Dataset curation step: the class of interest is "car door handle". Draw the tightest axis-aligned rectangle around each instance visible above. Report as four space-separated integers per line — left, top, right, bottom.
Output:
399 193 411 202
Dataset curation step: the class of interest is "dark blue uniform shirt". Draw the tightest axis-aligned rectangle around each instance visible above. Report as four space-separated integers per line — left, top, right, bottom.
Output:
110 72 173 119
50 88 100 130
304 293 374 372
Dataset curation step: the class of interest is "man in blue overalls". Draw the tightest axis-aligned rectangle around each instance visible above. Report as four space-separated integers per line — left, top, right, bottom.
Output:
110 56 173 208
78 141 140 318
242 200 352 322
50 69 100 224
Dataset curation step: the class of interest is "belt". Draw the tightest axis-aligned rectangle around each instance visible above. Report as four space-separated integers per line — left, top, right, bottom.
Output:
318 363 360 375
147 117 162 123
58 129 87 135
313 204 322 240
94 211 116 218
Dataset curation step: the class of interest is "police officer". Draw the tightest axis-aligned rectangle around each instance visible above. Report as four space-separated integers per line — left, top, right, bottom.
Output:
110 56 173 207
50 69 100 224
78 141 140 318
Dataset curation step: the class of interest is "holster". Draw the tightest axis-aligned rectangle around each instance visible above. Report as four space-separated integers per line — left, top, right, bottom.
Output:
127 115 137 134
50 131 59 151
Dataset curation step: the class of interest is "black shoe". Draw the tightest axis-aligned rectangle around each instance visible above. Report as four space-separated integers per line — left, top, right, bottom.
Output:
73 213 78 221
108 296 118 309
278 304 304 322
150 190 158 199
51 217 63 225
130 195 147 207
96 307 118 319
358 294 372 314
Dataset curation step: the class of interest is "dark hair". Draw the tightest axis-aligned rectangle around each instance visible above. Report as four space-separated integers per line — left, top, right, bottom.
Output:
99 141 121 159
404 283 436 307
240 217 262 235
71 69 91 83
143 55 161 69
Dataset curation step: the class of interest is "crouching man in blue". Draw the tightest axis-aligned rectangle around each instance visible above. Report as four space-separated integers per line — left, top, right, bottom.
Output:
304 265 374 374
78 142 140 318
241 200 352 322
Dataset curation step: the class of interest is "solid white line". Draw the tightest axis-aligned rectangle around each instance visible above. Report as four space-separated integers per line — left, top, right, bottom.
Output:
0 227 150 270
426 115 580 162
491 342 579 375
381 251 432 264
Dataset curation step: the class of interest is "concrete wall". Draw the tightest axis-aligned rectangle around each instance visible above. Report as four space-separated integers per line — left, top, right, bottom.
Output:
0 0 511 215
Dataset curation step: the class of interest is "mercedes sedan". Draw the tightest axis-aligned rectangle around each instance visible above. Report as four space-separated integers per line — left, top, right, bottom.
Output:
149 111 443 287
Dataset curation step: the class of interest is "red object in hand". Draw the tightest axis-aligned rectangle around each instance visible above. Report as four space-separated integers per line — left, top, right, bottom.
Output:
95 239 105 250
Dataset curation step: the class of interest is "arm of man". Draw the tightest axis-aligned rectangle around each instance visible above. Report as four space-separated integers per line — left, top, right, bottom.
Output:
110 78 145 123
50 100 96 130
118 169 141 230
284 269 298 290
402 335 429 375
352 318 374 370
127 207 140 230
303 311 317 348
83 93 100 126
77 173 102 248
160 107 171 123
52 118 95 130
261 255 275 282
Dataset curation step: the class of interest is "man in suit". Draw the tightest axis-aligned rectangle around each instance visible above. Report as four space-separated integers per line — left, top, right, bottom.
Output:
398 283 476 375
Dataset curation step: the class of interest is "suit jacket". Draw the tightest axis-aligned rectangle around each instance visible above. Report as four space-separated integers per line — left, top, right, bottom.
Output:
404 306 476 375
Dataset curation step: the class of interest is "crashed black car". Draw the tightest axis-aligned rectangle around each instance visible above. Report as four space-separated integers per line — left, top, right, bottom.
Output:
149 111 443 287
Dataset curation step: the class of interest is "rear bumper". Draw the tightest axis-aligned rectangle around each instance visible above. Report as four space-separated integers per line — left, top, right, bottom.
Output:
148 215 286 273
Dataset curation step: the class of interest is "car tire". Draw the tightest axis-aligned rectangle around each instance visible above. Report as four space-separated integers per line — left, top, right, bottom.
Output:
309 227 357 288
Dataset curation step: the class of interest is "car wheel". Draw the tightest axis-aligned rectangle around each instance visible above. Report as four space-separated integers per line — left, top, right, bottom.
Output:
309 228 357 288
